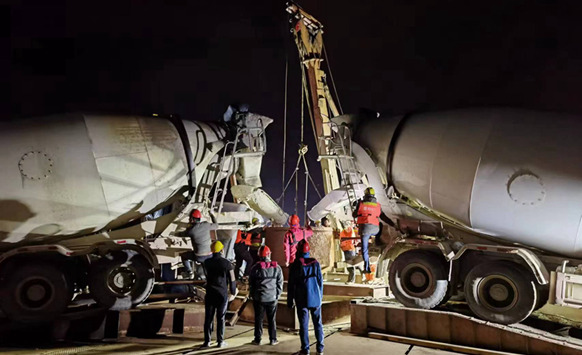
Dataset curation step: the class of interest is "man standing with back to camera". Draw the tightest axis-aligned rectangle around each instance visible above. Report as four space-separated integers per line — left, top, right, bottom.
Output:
249 245 283 346
287 240 324 355
202 240 238 349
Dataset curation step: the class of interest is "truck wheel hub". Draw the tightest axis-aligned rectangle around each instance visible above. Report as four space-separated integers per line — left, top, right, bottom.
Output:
401 264 433 296
489 284 509 301
27 284 46 301
478 275 518 311
410 271 427 288
108 266 137 296
18 277 53 309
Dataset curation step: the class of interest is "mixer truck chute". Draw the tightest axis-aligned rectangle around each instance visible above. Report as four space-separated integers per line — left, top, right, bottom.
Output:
288 1 582 325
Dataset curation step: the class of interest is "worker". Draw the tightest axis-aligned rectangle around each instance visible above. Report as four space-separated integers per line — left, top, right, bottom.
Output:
182 209 218 279
340 223 358 284
249 245 284 346
247 218 265 266
284 214 313 267
353 187 381 274
234 227 253 279
287 240 324 355
202 240 238 349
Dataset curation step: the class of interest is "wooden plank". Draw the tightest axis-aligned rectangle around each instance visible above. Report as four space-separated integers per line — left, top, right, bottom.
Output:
146 292 195 301
475 323 502 351
367 303 386 331
368 332 520 355
405 309 428 339
500 329 528 354
450 316 476 347
350 302 368 335
427 311 451 343
323 282 389 297
386 308 406 336
155 280 206 285
354 302 582 355
226 294 249 327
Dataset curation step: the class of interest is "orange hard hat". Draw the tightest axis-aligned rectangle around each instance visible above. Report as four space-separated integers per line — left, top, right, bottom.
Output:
289 214 300 225
258 245 271 258
191 209 202 219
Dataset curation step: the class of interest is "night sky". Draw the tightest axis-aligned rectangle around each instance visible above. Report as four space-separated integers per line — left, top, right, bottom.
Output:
6 0 582 219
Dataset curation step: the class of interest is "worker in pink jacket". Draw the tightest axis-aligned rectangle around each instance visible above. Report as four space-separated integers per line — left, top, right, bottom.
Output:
284 214 313 267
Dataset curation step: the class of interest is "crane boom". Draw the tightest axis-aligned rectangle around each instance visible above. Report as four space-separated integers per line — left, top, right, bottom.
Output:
286 2 341 195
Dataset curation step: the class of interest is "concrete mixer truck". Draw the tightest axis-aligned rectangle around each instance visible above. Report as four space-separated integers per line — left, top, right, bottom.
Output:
287 1 582 325
0 107 287 323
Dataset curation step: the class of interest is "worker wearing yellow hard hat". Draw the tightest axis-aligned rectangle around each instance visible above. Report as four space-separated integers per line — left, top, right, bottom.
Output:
211 240 224 253
202 239 238 349
353 187 381 274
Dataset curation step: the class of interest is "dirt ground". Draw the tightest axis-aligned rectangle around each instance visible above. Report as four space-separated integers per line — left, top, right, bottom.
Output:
0 323 458 355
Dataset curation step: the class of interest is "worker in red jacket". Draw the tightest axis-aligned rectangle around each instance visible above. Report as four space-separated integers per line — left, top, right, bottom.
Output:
353 187 381 274
283 214 313 267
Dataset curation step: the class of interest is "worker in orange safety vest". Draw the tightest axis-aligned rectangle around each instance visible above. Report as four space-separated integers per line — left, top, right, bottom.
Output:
339 223 360 284
353 187 381 274
234 228 253 279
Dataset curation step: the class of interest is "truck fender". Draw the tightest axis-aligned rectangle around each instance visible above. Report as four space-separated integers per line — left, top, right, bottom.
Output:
451 244 549 285
92 239 159 269
391 239 549 285
0 244 75 268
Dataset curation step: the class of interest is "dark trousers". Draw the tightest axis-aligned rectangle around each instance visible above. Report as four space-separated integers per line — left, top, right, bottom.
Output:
297 306 324 353
343 250 357 283
249 248 260 266
234 243 253 278
253 300 278 342
204 297 228 344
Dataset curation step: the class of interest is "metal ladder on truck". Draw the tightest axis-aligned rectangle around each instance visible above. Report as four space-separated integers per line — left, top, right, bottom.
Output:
209 118 268 214
321 122 365 217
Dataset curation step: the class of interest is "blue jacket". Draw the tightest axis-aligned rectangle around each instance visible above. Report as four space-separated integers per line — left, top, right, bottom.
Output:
287 252 323 309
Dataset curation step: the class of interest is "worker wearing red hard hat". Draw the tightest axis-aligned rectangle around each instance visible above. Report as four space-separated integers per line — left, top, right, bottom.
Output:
249 245 283 346
181 208 219 279
283 214 313 267
287 240 324 355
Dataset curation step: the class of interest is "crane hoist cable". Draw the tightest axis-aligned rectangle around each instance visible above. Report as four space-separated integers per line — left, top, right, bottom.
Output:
282 48 289 210
323 41 344 115
276 14 327 223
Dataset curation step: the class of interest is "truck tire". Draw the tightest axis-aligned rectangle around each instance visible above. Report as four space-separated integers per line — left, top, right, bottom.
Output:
0 262 71 323
464 261 536 324
389 250 449 309
89 250 155 311
534 283 549 311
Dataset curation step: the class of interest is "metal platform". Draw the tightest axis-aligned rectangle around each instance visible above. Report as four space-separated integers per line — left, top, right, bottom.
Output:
350 300 582 355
